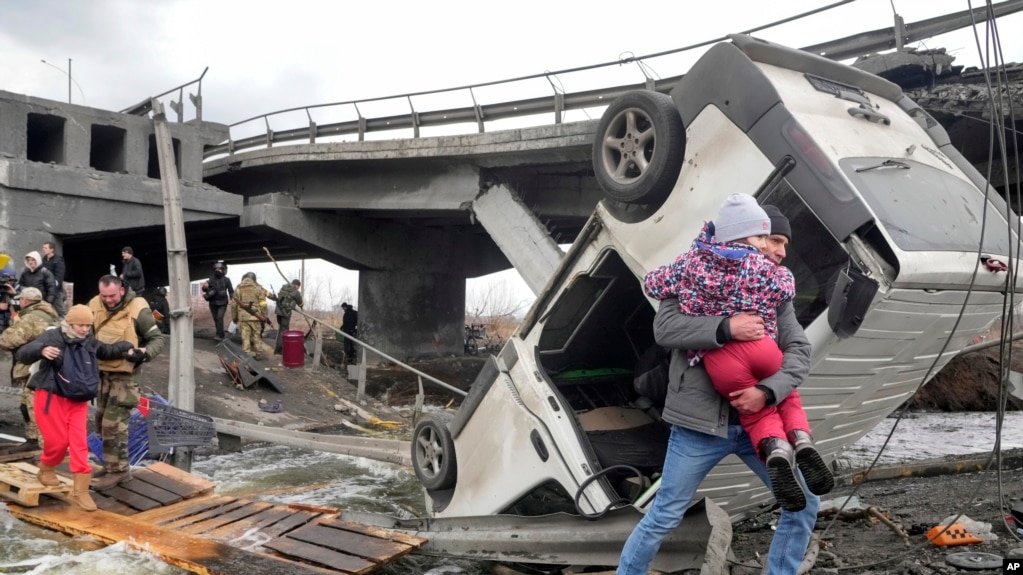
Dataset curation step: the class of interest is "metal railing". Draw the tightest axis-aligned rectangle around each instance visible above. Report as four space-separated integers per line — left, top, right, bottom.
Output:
201 1 881 159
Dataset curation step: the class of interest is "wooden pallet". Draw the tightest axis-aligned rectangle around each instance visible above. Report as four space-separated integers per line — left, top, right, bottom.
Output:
0 462 72 506
91 461 215 514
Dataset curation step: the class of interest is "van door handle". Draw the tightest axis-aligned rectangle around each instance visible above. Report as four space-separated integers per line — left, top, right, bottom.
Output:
848 106 891 125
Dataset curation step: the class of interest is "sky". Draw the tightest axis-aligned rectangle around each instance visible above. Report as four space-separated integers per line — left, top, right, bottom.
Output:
3 0 1022 310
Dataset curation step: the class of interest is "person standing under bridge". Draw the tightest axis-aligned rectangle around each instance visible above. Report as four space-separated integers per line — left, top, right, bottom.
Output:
340 302 358 364
270 279 303 355
231 272 270 360
119 246 145 296
202 261 234 341
40 242 66 317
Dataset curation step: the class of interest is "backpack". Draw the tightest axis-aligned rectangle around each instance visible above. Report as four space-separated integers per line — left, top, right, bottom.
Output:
53 341 101 402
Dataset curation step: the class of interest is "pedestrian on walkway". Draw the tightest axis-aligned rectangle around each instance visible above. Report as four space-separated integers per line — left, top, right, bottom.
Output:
18 304 134 511
89 275 164 489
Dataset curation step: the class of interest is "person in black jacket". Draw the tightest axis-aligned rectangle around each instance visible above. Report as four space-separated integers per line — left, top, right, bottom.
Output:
17 305 134 511
41 242 66 317
340 302 358 363
119 246 145 295
19 251 56 305
202 261 234 341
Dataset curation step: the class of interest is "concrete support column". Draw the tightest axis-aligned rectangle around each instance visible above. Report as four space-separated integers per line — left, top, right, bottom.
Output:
358 269 465 361
473 184 563 296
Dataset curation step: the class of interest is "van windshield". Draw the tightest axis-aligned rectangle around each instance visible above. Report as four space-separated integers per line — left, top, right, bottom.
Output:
841 158 1013 254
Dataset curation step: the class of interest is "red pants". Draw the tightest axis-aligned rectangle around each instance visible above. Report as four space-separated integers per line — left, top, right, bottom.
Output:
33 389 91 474
703 338 810 458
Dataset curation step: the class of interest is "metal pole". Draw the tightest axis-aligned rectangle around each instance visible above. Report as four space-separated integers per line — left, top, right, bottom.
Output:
152 99 196 472
67 58 72 104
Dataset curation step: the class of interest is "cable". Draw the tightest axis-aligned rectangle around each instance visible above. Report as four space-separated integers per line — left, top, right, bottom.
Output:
572 464 645 520
810 2 1021 570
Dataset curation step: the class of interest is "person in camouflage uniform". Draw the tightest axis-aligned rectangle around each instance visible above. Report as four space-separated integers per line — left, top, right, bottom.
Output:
231 272 270 360
89 275 165 489
270 279 303 355
0 287 59 452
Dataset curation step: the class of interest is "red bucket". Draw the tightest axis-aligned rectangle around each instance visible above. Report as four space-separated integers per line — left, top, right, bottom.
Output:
281 330 305 368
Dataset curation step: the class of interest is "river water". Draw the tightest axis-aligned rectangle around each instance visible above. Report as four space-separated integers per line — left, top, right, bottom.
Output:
3 411 1023 574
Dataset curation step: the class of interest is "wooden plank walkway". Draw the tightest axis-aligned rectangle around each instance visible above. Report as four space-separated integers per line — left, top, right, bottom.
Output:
1 461 427 575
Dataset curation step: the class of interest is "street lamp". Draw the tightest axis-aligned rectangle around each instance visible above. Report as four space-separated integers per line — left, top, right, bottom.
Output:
40 58 86 105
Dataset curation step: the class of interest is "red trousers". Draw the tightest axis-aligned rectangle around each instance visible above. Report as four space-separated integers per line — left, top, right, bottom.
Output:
33 389 91 474
703 338 810 458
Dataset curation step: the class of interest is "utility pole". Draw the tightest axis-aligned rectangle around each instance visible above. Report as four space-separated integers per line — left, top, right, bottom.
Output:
67 58 72 104
152 98 196 472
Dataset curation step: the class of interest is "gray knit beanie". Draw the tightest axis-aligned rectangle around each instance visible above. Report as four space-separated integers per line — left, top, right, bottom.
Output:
714 194 771 243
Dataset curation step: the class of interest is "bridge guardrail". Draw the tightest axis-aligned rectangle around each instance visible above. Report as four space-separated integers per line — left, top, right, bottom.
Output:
201 0 945 160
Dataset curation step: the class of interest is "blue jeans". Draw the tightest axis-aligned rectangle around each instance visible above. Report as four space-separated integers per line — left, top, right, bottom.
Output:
617 424 820 575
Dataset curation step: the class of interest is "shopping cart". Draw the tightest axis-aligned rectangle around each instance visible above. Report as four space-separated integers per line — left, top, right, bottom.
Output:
141 398 217 455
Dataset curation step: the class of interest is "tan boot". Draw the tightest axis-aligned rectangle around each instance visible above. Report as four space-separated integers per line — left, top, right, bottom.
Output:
69 473 97 511
36 463 60 487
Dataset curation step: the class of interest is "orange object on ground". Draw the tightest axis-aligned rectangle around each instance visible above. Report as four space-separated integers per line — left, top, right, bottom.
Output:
927 523 983 546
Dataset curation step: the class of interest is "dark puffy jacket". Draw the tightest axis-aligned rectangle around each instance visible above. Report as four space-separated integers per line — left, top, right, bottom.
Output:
19 266 56 303
203 274 234 306
17 324 132 395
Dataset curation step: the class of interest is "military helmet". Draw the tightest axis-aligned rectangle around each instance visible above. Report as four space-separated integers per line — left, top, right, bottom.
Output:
242 271 256 281
213 260 226 271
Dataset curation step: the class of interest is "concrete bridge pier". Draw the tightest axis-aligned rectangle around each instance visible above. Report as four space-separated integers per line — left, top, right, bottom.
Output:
358 270 465 362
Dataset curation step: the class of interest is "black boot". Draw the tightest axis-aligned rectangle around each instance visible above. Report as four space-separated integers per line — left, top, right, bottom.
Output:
788 429 835 496
760 437 806 512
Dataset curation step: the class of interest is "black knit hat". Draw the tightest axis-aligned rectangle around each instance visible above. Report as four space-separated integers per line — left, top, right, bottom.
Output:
121 246 134 255
762 205 792 241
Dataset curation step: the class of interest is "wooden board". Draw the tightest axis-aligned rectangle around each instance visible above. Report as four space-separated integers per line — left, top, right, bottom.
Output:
0 449 41 463
160 499 251 531
116 476 183 506
258 508 322 539
100 485 162 511
7 503 339 575
143 461 216 494
203 505 294 542
287 523 413 563
0 463 71 506
263 537 377 574
131 494 238 525
130 467 204 498
179 501 275 535
91 491 137 516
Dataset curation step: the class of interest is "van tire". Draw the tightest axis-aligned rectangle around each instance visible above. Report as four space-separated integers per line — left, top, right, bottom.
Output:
412 413 458 491
593 90 685 205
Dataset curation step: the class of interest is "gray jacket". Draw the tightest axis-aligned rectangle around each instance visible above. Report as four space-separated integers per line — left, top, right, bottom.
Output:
656 298 811 438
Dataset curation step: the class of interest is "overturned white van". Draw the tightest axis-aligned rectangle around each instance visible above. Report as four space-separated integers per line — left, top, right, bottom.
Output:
409 33 1018 569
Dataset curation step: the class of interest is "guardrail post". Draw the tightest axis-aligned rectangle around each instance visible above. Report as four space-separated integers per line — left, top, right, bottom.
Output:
306 108 317 144
554 92 564 124
264 117 274 149
413 375 424 426
407 96 420 138
356 346 367 401
311 321 322 373
355 103 366 142
470 88 485 133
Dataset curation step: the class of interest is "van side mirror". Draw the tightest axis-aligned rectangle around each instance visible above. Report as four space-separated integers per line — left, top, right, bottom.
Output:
827 265 878 339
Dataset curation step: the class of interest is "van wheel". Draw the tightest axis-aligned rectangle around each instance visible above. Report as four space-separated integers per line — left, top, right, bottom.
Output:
593 90 685 205
412 413 457 491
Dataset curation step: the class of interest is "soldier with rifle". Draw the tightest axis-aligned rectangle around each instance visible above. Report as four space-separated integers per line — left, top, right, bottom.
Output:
230 272 271 360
